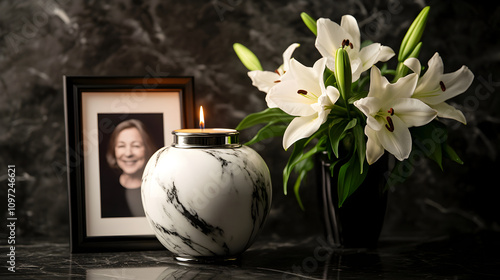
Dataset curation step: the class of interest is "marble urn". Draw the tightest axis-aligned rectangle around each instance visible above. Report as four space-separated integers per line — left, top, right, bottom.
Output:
141 128 272 262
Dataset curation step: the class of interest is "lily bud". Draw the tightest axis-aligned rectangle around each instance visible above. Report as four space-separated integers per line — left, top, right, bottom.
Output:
334 48 352 103
300 12 317 36
398 6 430 62
394 42 423 80
233 43 263 71
408 41 422 59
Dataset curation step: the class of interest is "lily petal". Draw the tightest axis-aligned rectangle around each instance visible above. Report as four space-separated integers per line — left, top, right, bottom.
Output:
264 93 278 108
246 43 301 109
415 52 444 95
315 16 394 83
366 67 387 98
377 115 412 161
340 15 360 50
267 58 331 117
403 57 421 75
282 43 301 72
248 70 280 94
386 72 418 99
377 45 396 62
367 67 418 103
283 113 327 150
315 18 354 72
267 79 316 116
392 98 437 127
356 65 434 163
324 86 341 107
365 126 385 165
359 43 391 73
408 52 474 124
316 18 351 57
424 65 474 105
354 97 384 130
286 58 323 91
430 102 467 124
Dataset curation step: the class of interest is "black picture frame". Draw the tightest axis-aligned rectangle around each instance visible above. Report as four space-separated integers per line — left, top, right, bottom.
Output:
64 76 195 253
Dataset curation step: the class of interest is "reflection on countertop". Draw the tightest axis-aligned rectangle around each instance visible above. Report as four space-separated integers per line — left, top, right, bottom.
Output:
2 231 500 279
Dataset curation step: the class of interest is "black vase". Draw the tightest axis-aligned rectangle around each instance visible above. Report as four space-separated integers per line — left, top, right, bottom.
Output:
319 153 388 249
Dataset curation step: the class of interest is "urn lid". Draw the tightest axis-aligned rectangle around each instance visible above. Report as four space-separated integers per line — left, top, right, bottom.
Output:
172 129 241 148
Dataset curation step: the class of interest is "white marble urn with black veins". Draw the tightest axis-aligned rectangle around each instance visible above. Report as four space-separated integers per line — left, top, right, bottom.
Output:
141 128 272 262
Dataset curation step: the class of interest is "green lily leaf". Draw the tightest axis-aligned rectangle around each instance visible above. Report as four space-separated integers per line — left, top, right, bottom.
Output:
360 39 374 49
443 143 464 165
283 137 326 195
328 118 357 159
345 118 357 131
236 108 292 130
244 123 287 146
300 12 317 36
385 140 463 192
329 158 343 178
411 121 447 170
429 141 443 170
233 43 263 71
293 156 315 210
352 73 370 95
352 122 366 174
328 119 349 158
293 169 307 210
324 67 336 88
283 139 307 195
347 90 369 104
337 152 368 207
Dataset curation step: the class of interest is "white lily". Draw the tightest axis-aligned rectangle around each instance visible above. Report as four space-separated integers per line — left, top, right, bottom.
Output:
354 67 437 164
267 57 340 150
315 16 395 82
404 52 474 124
247 43 300 108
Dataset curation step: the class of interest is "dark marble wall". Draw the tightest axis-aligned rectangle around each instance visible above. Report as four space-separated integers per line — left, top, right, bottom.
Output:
1 0 499 242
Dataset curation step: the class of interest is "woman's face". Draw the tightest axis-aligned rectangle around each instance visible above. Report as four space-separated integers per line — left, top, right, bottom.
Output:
115 127 146 176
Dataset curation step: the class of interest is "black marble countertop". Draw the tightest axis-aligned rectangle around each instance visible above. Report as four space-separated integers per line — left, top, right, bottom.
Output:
2 231 500 279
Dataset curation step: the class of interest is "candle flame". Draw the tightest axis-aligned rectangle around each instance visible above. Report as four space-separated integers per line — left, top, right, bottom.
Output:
199 106 205 129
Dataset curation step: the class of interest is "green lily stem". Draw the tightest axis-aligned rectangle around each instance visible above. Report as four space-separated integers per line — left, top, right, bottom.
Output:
343 97 352 120
330 104 350 118
393 41 422 82
393 62 408 83
381 69 397 76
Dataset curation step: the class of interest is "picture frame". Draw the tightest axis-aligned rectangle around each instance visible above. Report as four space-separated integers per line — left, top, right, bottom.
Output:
64 76 195 253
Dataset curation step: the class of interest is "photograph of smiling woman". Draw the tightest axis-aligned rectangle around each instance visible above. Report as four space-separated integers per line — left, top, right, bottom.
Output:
100 118 159 218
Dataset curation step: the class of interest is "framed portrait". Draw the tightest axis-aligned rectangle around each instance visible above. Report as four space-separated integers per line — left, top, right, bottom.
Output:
64 76 195 252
